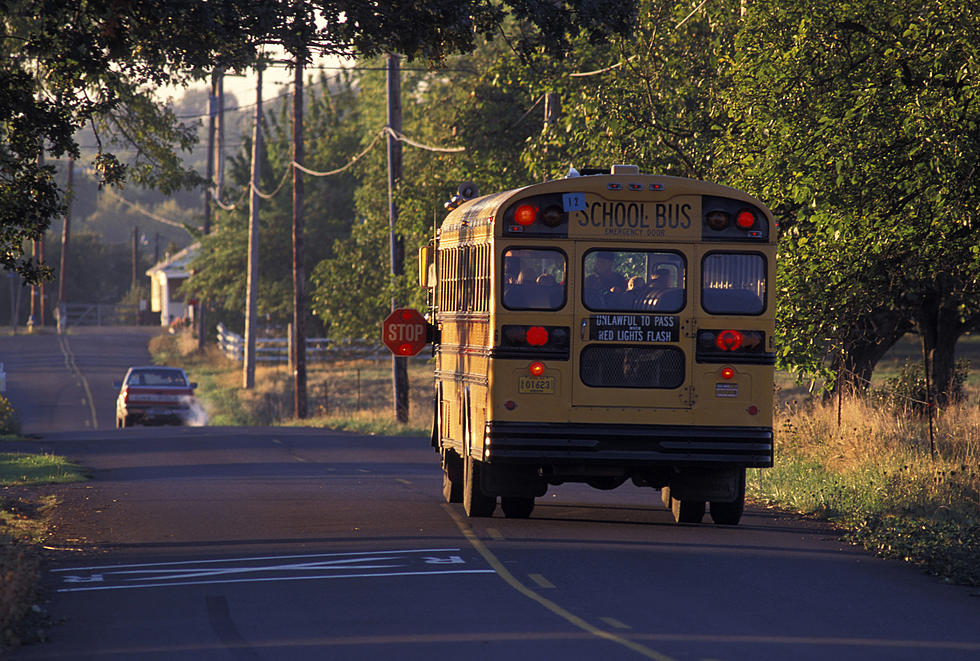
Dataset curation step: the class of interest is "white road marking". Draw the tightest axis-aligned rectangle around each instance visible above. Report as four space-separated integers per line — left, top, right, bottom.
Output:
53 548 494 593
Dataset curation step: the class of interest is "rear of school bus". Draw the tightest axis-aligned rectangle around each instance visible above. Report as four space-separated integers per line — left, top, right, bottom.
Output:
435 165 775 524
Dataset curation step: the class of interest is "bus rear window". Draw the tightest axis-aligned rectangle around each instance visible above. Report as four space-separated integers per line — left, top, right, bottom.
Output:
502 248 566 310
701 253 766 315
583 250 685 312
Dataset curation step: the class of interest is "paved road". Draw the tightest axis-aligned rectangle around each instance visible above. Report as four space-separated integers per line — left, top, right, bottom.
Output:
3 329 980 660
1 327 160 434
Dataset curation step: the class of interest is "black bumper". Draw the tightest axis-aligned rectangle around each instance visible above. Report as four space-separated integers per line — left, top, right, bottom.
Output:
484 421 773 468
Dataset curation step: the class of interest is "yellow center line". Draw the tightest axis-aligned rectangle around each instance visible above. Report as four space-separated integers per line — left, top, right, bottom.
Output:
600 617 632 630
443 504 677 661
58 334 98 429
528 573 555 589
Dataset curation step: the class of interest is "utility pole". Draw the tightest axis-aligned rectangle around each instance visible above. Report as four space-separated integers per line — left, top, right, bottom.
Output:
38 233 46 327
131 225 139 289
387 54 408 423
243 62 263 389
57 158 73 332
216 72 226 202
292 44 308 419
199 67 220 351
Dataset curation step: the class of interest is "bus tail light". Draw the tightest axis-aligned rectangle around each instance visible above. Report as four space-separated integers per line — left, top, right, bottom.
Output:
498 324 570 359
696 329 774 364
526 326 548 346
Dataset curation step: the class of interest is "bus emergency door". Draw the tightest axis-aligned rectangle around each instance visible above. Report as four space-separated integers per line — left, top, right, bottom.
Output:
571 243 694 409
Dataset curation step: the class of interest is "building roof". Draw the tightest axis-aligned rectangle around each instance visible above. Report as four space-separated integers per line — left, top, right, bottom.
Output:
145 242 199 278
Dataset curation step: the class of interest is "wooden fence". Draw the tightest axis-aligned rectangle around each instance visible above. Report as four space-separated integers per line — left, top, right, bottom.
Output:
215 323 416 364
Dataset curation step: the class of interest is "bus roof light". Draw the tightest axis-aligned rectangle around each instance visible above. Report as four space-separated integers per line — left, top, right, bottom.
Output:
706 210 730 231
736 210 756 229
541 205 565 227
514 204 537 226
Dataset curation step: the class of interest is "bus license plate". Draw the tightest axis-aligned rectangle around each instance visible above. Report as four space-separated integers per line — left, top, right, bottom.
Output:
519 376 555 394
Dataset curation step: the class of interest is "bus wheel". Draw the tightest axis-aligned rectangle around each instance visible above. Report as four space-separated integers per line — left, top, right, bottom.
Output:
709 497 744 525
463 457 496 517
442 452 463 504
501 496 534 519
710 469 746 525
671 497 705 524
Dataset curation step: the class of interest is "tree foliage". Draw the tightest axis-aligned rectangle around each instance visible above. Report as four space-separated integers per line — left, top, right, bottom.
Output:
2 0 638 286
723 0 980 398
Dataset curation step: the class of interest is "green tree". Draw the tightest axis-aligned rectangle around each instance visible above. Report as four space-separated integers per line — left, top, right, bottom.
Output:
724 0 980 401
1 0 285 283
3 0 637 287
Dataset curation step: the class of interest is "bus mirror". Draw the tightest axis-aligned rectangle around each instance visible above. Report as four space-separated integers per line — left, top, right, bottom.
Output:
419 245 434 287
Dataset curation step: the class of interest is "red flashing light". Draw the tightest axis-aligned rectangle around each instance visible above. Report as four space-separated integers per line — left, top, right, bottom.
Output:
526 326 549 346
514 204 538 226
736 210 756 229
716 330 744 351
396 343 414 355
528 361 545 376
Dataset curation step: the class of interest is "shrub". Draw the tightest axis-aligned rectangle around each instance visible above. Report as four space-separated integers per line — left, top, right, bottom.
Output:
873 359 970 412
0 397 20 437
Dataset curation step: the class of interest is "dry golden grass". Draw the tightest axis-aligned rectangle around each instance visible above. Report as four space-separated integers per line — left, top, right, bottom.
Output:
758 393 980 585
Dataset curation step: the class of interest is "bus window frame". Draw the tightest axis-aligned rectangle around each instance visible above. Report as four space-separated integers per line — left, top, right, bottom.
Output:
581 247 688 313
700 250 768 317
500 246 569 311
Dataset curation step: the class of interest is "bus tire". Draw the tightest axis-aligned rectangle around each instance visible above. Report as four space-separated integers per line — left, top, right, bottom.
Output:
442 451 463 503
671 497 705 524
709 497 744 525
501 496 534 519
710 469 746 525
463 456 496 517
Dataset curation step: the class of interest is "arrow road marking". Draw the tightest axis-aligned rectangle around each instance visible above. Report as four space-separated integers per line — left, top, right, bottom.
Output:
52 548 493 593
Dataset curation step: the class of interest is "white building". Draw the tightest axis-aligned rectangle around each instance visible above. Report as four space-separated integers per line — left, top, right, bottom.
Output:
146 243 198 328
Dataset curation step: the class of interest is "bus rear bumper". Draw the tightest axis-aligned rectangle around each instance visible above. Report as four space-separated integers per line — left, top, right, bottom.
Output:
483 421 773 468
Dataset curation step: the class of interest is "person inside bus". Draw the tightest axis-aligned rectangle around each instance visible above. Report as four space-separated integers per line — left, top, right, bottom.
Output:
503 259 541 308
639 267 682 311
627 276 651 307
584 252 626 308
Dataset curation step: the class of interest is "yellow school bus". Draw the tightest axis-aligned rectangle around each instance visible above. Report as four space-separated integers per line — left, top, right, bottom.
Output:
418 165 775 524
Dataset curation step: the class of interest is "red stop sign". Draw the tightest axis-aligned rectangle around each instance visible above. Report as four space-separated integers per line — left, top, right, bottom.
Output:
382 308 428 356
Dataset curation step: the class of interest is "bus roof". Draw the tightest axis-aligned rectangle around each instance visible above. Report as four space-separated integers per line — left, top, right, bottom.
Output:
440 168 774 243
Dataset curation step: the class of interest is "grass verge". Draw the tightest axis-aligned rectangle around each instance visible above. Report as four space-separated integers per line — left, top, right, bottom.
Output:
0 453 86 648
749 396 980 587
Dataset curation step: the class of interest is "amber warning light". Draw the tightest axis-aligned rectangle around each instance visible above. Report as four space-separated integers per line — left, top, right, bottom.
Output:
382 308 428 356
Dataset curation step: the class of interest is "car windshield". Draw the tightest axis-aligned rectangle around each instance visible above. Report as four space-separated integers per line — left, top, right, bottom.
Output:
126 369 188 387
